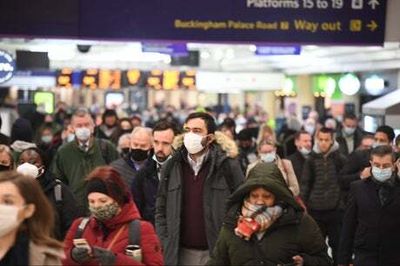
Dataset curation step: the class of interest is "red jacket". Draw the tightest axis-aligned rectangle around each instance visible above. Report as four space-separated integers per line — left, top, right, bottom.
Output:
63 201 164 266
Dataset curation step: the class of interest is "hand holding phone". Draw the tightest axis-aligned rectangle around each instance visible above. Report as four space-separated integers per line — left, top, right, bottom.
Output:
73 238 91 251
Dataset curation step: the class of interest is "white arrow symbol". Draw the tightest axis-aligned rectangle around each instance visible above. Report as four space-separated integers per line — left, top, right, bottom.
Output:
368 0 380 10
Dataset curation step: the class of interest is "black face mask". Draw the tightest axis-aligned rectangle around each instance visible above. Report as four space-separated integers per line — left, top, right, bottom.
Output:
130 149 149 162
0 164 11 172
121 129 133 135
120 148 130 158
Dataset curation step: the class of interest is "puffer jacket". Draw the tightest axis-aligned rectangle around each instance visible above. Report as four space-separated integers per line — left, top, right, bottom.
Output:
208 163 331 266
300 143 347 211
155 131 245 266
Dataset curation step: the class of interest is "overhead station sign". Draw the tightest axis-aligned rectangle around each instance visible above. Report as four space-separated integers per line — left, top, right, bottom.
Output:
0 0 387 45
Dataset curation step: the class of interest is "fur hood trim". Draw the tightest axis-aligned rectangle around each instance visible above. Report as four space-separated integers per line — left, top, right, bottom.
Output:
172 131 238 158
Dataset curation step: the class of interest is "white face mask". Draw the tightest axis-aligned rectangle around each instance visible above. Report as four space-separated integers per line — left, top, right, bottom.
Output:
184 132 205 154
17 162 43 178
0 204 21 237
66 133 75 143
343 126 356 136
304 125 315 135
260 152 276 163
299 147 311 156
75 127 91 141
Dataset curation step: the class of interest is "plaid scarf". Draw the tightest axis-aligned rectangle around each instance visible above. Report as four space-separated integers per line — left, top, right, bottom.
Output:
234 199 282 240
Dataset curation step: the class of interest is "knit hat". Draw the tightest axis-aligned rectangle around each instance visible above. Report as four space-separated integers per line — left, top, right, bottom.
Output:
86 178 127 206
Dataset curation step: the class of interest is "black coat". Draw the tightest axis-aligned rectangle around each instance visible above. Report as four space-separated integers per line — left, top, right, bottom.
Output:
38 171 80 240
286 150 306 183
339 149 371 191
338 178 400 266
336 128 364 156
131 159 159 225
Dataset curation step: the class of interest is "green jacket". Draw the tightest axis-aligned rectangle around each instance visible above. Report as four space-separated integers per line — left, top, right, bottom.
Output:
51 138 119 214
208 163 332 266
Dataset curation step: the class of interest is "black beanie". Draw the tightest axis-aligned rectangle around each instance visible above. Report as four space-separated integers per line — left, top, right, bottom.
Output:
86 178 126 206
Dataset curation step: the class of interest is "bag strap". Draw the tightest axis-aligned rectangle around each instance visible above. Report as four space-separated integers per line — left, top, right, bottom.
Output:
74 217 90 239
107 224 127 250
54 180 63 203
128 219 141 246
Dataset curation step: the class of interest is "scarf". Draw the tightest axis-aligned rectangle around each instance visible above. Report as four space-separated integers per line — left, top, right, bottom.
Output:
234 199 282 240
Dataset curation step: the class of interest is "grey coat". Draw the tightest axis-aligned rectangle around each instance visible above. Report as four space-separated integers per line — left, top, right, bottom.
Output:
155 132 245 266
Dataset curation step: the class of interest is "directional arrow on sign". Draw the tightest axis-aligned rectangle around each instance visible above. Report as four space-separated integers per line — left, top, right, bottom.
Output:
367 20 378 31
368 0 380 10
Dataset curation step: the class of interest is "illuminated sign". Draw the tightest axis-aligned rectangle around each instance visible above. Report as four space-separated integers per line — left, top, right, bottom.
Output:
146 70 162 90
99 69 121 89
57 68 73 88
125 70 141 86
180 70 196 89
33 91 55 114
163 70 180 90
0 50 15 84
82 69 99 89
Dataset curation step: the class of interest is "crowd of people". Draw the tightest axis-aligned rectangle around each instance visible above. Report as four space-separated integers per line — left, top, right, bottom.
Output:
0 103 400 266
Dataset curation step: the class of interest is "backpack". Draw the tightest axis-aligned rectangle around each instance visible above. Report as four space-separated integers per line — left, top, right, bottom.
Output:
74 217 141 247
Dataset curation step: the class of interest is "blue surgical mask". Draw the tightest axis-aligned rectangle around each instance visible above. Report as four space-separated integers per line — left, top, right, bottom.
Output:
260 152 276 163
372 166 392 182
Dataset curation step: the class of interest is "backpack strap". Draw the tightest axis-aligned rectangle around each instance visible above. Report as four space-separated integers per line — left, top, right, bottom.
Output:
74 217 90 239
128 219 141 246
98 138 110 164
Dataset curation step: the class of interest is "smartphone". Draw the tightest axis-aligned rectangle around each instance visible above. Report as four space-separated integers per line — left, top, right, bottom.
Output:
73 238 91 250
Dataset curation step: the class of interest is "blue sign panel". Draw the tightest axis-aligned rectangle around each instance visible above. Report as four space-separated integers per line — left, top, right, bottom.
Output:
0 0 387 45
256 45 301 55
0 50 15 84
142 43 188 56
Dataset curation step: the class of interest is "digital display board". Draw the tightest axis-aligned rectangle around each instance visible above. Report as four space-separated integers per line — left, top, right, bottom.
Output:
33 91 55 114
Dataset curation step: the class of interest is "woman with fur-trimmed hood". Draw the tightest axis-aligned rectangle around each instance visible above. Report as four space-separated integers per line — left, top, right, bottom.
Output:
208 162 332 266
155 112 245 266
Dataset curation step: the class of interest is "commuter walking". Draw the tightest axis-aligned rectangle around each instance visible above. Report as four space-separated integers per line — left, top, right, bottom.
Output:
209 163 331 266
16 147 79 240
63 166 163 266
52 108 119 215
287 130 313 183
111 127 152 187
300 127 347 264
0 171 64 265
336 113 365 156
155 112 244 266
338 145 400 266
132 120 178 225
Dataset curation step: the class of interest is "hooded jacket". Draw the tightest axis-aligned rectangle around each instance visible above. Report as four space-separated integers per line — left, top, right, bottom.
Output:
63 201 164 266
208 163 331 266
155 131 244 266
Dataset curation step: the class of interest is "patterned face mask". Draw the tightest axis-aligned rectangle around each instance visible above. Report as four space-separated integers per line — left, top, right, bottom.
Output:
89 201 120 221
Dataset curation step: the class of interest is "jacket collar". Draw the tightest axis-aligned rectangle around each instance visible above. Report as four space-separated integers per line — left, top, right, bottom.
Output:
29 241 64 265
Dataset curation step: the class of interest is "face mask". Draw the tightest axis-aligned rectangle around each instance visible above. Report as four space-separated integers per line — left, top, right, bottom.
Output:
343 127 356 136
120 148 130 158
66 133 75 143
41 135 52 144
184 132 205 154
0 164 11 172
17 162 38 178
130 149 149 162
121 129 133 135
0 204 21 237
304 125 315 135
372 166 393 182
372 142 385 149
260 152 276 163
299 147 311 156
89 201 120 221
75 127 91 141
152 154 170 165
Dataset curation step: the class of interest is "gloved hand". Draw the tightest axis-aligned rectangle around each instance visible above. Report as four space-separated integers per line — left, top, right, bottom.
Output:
93 246 116 265
71 247 91 263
